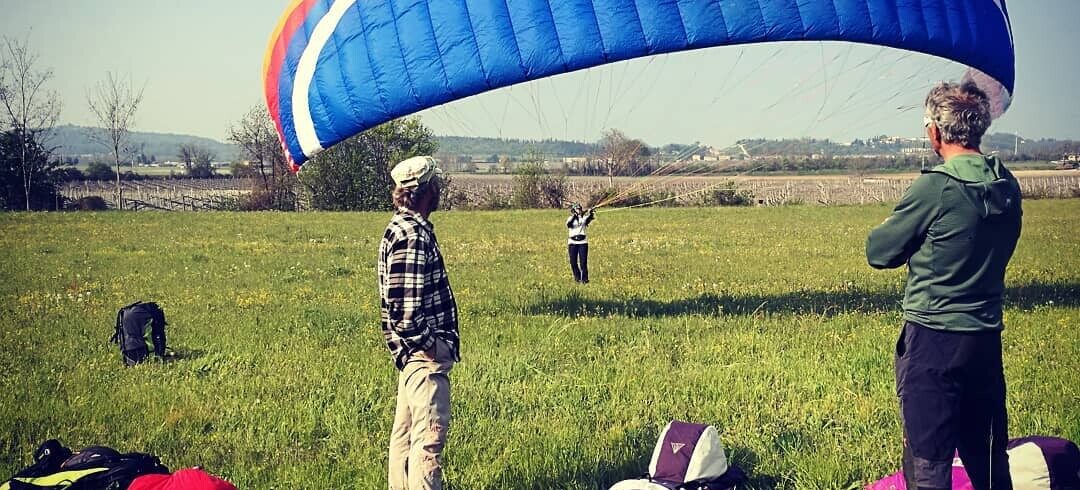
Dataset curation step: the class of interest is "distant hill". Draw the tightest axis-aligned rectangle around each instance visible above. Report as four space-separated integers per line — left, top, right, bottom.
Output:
435 136 596 159
47 126 595 163
45 125 1078 165
49 125 240 162
434 133 1080 161
982 133 1080 159
724 133 1080 160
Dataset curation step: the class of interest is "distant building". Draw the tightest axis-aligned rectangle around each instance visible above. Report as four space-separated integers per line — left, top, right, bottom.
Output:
471 162 500 173
1054 154 1080 170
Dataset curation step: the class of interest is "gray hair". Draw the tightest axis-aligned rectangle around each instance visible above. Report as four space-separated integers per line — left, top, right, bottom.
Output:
392 179 438 210
924 81 992 149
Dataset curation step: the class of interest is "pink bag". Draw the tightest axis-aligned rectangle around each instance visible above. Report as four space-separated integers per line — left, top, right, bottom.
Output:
867 436 1080 490
867 457 973 490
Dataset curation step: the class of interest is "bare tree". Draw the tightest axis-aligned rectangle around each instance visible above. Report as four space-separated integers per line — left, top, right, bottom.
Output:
0 35 62 210
597 129 646 187
178 144 216 177
227 104 296 209
193 146 216 178
227 105 279 191
86 72 143 208
177 143 197 173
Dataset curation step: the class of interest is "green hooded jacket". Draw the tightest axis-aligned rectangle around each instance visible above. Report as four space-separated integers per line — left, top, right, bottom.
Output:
866 154 1023 331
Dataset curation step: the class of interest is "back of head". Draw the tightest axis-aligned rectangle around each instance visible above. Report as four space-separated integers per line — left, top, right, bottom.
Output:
925 81 992 149
390 156 442 211
392 181 438 211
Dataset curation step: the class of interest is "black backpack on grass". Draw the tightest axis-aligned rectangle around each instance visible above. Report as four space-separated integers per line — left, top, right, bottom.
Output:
110 302 167 366
1 440 169 490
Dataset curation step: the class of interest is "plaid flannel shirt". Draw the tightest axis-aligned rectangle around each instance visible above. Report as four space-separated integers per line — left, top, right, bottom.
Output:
378 209 459 370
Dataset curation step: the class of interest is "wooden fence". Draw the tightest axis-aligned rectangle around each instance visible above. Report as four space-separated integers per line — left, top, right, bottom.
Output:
61 179 253 211
60 172 1079 211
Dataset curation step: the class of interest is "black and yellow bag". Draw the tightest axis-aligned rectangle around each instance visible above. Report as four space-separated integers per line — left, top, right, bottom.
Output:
2 440 169 490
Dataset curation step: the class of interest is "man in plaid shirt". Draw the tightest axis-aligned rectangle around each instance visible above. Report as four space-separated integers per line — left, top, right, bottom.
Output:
378 156 459 490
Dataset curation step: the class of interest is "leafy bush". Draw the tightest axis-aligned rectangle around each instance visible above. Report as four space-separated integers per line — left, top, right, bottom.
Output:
52 167 85 182
300 117 437 211
589 187 678 208
511 162 566 209
230 161 259 179
696 182 754 206
476 187 512 210
586 187 618 208
437 174 469 211
633 190 679 207
71 196 109 211
0 129 62 210
84 162 114 181
186 163 216 179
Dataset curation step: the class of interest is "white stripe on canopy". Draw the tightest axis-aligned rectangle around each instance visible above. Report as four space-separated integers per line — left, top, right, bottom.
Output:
293 0 358 159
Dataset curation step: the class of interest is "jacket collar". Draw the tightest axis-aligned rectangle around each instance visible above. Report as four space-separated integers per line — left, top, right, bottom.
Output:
397 207 434 232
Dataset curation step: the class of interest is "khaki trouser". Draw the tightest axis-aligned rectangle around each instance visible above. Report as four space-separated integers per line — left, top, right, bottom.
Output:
388 339 454 490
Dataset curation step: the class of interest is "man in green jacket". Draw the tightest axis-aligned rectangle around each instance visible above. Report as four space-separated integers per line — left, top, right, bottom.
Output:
867 81 1022 490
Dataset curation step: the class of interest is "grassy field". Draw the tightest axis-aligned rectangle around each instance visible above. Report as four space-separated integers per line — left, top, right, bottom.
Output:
1 202 1077 489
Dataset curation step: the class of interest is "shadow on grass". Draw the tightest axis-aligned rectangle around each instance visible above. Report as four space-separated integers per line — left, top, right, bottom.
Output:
163 347 206 363
477 427 779 490
526 282 1080 318
728 446 781 490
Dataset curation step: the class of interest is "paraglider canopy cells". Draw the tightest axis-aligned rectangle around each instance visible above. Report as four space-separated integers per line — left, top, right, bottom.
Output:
265 0 1015 170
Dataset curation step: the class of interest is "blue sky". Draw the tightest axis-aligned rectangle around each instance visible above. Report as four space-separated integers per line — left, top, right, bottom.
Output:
2 0 1078 147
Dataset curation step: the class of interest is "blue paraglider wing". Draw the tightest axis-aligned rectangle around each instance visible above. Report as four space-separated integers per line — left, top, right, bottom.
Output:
265 0 1015 170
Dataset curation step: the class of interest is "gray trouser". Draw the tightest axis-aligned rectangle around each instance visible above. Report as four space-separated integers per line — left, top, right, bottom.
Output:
389 339 454 490
896 322 1011 490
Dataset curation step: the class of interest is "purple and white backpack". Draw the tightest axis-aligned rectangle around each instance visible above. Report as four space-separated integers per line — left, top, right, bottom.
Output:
867 436 1080 490
609 421 746 490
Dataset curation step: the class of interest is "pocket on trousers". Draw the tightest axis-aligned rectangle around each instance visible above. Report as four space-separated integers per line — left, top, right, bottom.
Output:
895 324 908 358
894 323 910 396
434 338 455 365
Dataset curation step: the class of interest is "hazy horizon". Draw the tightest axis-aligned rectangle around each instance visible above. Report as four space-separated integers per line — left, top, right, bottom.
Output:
3 0 1078 147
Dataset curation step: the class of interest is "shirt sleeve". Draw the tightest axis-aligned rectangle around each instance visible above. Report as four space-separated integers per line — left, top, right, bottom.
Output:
584 211 595 225
384 236 435 353
866 174 941 269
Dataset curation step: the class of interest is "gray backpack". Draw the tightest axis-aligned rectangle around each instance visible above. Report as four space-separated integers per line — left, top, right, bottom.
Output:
110 302 167 366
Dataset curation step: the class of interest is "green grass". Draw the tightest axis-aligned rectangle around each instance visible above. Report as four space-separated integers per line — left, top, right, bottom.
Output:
1 202 1077 489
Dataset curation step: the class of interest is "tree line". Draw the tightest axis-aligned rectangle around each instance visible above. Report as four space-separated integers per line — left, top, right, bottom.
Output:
0 35 427 212
4 34 1076 212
